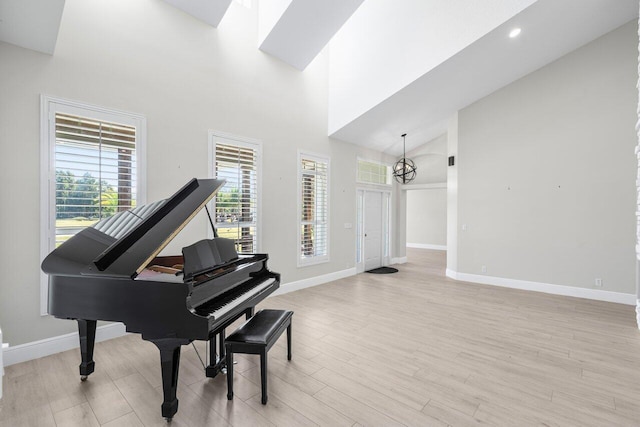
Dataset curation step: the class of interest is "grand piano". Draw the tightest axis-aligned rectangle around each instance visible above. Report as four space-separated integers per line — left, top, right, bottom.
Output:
41 178 280 420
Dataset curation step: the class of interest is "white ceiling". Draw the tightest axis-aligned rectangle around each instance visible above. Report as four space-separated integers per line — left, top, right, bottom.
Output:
161 0 231 28
330 0 639 155
1 0 637 157
259 0 364 71
0 0 64 54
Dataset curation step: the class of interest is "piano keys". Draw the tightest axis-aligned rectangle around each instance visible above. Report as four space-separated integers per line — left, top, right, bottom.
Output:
42 178 280 420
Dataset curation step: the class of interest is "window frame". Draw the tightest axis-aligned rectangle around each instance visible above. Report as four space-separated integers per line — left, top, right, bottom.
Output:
297 150 330 267
208 130 262 253
356 157 392 186
40 95 147 315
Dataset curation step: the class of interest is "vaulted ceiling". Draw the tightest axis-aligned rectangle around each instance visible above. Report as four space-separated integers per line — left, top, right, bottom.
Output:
0 0 637 155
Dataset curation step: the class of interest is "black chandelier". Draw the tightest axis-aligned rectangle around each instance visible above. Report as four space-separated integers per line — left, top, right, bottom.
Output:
392 133 417 184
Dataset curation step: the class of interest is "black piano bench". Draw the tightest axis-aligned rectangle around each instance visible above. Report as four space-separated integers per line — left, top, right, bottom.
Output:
225 309 293 404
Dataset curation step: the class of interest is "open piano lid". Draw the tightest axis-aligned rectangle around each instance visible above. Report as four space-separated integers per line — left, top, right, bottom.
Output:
42 178 225 279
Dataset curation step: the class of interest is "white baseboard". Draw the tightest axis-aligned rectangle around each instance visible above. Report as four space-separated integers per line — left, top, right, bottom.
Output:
271 267 357 296
391 257 407 265
636 300 640 329
407 243 447 251
449 270 636 305
4 323 126 367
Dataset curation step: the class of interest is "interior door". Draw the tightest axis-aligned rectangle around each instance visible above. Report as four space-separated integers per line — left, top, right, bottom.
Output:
364 191 383 271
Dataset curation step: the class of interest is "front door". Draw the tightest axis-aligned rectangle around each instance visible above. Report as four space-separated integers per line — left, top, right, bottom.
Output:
364 191 383 271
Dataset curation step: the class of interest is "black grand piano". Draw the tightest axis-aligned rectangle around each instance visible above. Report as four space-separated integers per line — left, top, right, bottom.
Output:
41 178 280 420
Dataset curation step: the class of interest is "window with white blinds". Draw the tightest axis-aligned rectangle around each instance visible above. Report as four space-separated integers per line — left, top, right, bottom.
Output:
41 95 146 314
298 152 329 266
53 113 138 246
212 137 260 253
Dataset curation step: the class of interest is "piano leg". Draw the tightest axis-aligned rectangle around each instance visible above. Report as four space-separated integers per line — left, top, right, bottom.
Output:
149 338 190 420
205 331 225 378
77 319 96 380
246 307 254 320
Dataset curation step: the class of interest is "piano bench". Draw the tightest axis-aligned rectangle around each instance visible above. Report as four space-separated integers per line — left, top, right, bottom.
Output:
225 309 293 404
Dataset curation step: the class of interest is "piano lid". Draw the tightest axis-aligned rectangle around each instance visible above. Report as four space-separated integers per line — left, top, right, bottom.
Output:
42 178 226 279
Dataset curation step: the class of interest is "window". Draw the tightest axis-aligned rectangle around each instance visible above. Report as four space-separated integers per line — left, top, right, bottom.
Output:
357 158 391 185
41 95 146 314
298 152 329 266
209 132 261 253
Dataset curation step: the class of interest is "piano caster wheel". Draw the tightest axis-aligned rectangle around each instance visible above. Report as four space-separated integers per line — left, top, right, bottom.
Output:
80 375 88 381
164 417 173 422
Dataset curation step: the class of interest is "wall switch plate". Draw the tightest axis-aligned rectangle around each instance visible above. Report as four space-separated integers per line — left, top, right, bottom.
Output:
481 265 487 273
595 278 603 287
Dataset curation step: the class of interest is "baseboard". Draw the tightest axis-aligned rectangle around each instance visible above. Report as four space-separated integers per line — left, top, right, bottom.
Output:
636 300 640 329
4 323 126 367
450 270 636 305
407 243 447 251
271 267 357 296
391 256 407 265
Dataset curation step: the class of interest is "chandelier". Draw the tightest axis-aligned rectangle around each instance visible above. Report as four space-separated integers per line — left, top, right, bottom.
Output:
392 133 417 184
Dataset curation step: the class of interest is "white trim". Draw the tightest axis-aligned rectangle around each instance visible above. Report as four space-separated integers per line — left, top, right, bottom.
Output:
1 327 4 398
40 95 147 316
407 243 447 250
391 256 407 265
271 267 357 296
447 270 636 305
636 299 640 329
208 130 263 251
356 188 393 273
3 323 126 367
401 182 447 190
356 156 393 187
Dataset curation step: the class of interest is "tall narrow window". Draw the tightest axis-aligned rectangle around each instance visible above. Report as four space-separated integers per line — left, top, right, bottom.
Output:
210 133 261 253
41 95 146 314
298 152 329 266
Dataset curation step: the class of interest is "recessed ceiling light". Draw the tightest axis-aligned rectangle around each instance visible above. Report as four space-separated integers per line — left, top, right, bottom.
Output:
509 28 522 38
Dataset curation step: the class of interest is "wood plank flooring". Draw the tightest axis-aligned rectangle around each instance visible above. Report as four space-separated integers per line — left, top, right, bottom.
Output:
2 249 640 426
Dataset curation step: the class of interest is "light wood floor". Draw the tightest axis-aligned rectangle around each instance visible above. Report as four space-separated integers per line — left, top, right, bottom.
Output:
2 248 640 426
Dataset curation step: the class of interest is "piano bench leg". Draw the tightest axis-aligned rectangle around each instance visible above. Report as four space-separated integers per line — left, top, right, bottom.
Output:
260 348 268 404
225 343 233 400
224 310 293 406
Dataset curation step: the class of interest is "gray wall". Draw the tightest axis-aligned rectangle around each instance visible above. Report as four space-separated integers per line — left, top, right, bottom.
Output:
406 189 447 247
456 21 638 294
406 134 448 247
0 0 395 346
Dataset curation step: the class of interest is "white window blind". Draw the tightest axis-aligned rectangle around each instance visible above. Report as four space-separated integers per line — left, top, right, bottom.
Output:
214 142 259 253
299 153 329 265
54 113 137 246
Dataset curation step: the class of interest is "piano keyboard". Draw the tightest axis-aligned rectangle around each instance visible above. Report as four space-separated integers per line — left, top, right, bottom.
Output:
209 278 276 319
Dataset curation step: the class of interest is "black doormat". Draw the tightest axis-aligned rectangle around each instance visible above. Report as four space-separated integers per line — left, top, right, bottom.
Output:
366 267 398 274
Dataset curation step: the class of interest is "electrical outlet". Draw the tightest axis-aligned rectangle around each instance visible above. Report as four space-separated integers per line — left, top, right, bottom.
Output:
595 278 603 287
481 265 487 273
